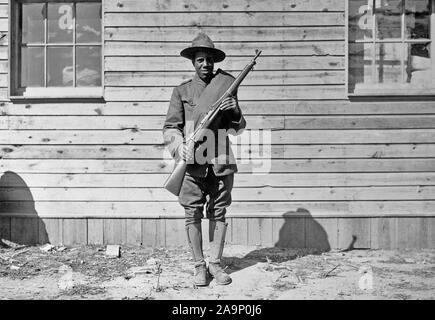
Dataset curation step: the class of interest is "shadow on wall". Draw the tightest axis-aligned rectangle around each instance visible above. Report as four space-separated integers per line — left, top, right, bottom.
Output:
276 209 330 252
223 208 331 274
0 171 48 245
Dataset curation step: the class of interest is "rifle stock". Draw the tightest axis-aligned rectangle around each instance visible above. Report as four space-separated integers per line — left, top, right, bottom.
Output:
163 159 187 196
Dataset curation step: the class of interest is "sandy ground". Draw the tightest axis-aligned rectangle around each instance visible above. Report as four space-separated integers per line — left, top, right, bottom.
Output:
0 241 434 300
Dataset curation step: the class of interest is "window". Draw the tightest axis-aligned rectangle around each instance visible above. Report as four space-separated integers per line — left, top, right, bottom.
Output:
348 0 435 95
10 0 102 98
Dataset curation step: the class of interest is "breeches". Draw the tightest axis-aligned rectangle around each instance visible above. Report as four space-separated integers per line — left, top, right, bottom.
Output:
179 167 234 226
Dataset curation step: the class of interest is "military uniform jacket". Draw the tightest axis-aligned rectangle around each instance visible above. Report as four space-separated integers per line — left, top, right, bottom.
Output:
163 72 247 177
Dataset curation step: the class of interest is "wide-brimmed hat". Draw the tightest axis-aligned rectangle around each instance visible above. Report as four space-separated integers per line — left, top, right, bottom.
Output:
180 32 226 62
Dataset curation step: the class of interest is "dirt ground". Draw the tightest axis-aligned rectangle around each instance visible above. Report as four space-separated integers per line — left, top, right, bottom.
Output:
0 240 434 300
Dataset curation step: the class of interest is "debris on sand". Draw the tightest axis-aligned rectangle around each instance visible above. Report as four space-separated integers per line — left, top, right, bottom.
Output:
358 265 374 291
146 257 161 266
1 239 27 250
404 258 416 264
0 247 31 262
58 264 74 291
40 244 55 252
0 245 434 300
12 248 31 257
320 264 340 278
105 245 121 258
154 263 163 292
126 266 155 277
59 284 106 297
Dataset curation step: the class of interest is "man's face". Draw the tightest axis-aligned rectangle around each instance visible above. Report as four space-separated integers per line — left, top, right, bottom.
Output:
193 51 214 81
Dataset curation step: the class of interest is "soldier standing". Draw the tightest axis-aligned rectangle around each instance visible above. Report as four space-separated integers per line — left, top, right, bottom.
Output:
163 33 246 286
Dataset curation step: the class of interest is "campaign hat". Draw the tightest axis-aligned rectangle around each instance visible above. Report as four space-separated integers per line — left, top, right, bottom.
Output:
180 32 226 62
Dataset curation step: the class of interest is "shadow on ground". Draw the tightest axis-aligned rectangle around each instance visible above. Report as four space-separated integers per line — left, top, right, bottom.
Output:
223 209 331 274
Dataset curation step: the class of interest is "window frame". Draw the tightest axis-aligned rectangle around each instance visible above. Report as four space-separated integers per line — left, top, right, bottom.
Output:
346 0 435 97
9 0 104 100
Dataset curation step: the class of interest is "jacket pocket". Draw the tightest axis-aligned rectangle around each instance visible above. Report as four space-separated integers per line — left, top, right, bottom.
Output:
183 100 196 121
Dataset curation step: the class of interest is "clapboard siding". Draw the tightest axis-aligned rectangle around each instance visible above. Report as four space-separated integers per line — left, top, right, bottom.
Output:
1 201 435 218
3 101 435 115
104 0 344 12
2 159 435 173
0 0 434 248
5 115 435 130
0 37 8 46
2 186 435 202
105 26 345 42
0 61 8 73
105 71 345 86
104 12 345 27
0 5 7 17
104 42 345 57
0 19 7 32
0 2 6 104
1 173 435 188
4 216 434 249
3 144 435 159
104 86 346 101
2 129 435 144
0 47 7 59
6 115 285 130
105 57 345 72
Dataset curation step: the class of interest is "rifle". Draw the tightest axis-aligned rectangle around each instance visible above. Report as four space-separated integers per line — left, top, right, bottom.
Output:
163 50 262 196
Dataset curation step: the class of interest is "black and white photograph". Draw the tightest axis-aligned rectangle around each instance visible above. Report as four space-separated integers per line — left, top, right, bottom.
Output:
0 0 434 304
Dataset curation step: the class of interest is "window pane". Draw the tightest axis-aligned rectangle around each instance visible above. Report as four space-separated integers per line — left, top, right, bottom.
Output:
76 46 101 86
21 47 44 87
48 3 73 43
405 0 430 39
76 2 102 43
22 3 45 44
349 43 374 87
405 42 432 85
375 0 402 39
375 43 402 83
47 47 73 86
349 0 373 41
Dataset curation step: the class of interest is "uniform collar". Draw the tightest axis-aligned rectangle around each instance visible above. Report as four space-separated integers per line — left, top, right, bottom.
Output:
193 72 214 88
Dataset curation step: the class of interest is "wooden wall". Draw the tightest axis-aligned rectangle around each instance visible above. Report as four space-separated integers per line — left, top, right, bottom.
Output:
0 0 434 249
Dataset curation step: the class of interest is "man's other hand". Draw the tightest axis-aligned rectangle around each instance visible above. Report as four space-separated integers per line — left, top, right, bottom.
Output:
220 96 241 118
178 142 195 162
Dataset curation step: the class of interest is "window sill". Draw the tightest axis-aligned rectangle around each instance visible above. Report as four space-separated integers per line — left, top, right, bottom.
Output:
348 84 435 97
10 87 104 100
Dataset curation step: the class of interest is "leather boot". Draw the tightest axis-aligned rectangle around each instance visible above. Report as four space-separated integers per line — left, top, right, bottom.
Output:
208 220 232 285
186 223 207 286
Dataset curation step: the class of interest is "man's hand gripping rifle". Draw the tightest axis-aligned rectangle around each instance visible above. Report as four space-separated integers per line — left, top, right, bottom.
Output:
163 50 262 196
